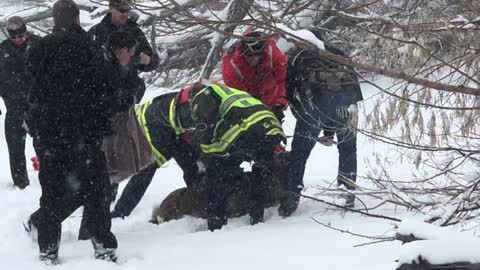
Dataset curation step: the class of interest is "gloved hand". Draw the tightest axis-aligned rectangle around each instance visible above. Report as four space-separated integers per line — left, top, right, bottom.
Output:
272 104 285 122
31 156 40 171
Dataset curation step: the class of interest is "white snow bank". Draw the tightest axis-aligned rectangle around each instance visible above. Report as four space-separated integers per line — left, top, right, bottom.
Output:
397 239 480 265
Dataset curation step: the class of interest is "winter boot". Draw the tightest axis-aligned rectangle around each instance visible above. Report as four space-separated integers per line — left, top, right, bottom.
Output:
39 247 59 266
39 249 58 265
15 180 30 190
91 237 117 262
341 192 355 208
249 207 264 225
278 192 299 217
207 216 227 232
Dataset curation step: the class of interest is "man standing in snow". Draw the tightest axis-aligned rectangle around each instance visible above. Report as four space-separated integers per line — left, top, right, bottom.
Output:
88 0 159 202
89 0 159 91
0 16 40 189
24 0 120 264
280 29 363 216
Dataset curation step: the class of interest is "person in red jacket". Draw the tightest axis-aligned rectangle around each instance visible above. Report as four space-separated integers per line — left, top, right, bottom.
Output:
222 30 288 120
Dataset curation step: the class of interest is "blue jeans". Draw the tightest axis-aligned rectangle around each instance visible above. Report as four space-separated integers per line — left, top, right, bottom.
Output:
287 90 357 193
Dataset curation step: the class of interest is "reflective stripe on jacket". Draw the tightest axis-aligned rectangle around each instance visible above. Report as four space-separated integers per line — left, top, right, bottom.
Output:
191 84 284 154
136 101 168 166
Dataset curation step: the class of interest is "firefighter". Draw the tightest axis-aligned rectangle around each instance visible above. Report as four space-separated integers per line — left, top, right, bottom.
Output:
170 83 285 231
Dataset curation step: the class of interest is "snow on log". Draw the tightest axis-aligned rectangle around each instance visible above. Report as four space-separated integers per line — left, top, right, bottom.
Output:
395 219 474 243
396 240 480 270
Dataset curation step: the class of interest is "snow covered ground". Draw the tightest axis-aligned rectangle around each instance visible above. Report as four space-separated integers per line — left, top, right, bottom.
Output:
0 81 423 269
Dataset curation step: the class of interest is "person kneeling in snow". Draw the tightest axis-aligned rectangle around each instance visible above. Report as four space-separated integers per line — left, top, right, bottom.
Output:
172 83 285 231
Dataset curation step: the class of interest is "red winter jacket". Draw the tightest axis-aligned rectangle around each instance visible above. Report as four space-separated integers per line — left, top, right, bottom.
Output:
222 36 288 108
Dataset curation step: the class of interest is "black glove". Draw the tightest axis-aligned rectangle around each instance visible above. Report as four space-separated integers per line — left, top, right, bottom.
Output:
272 104 285 122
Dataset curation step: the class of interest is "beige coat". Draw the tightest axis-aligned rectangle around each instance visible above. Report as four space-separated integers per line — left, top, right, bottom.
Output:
103 107 155 183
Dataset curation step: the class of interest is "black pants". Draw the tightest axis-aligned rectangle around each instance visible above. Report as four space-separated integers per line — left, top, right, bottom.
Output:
112 143 201 217
30 138 117 255
112 163 157 217
4 107 28 186
205 134 281 231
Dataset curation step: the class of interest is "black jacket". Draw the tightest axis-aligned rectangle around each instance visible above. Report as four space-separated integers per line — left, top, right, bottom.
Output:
88 13 159 75
286 44 363 111
0 34 40 110
102 47 146 112
25 24 118 143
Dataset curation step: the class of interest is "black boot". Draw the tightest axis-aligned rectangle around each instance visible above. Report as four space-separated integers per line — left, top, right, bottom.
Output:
342 192 355 208
91 237 117 263
278 192 299 217
15 180 30 190
249 207 264 225
207 216 227 232
39 245 59 266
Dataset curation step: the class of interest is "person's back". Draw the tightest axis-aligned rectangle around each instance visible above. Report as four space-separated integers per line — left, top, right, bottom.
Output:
286 37 363 113
25 0 118 265
27 24 110 143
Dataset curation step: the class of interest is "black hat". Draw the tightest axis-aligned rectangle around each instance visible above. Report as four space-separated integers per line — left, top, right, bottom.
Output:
109 0 132 7
240 31 267 56
52 0 80 27
6 16 27 37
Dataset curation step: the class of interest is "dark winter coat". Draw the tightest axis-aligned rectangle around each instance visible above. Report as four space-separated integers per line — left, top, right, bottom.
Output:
25 24 119 144
102 46 146 112
88 13 159 80
286 44 363 112
0 34 40 110
136 92 201 188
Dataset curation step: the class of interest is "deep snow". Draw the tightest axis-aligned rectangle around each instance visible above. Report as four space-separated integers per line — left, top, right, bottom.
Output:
0 81 415 270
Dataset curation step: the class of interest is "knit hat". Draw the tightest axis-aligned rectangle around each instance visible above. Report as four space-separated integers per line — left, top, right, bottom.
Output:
52 0 80 27
109 0 132 7
6 16 27 37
